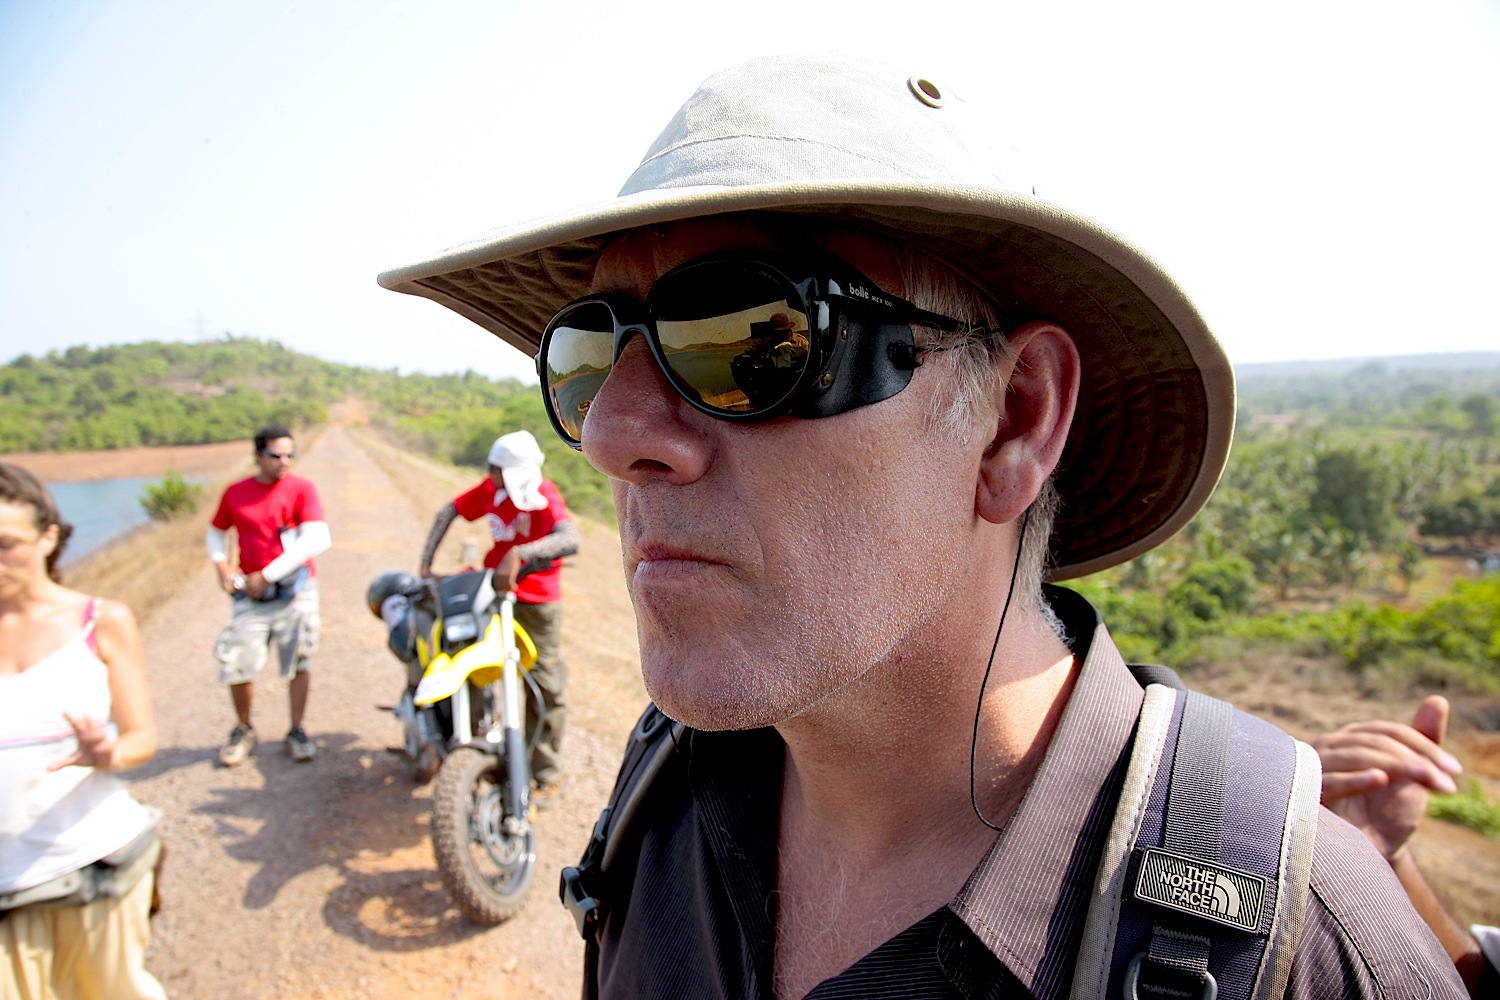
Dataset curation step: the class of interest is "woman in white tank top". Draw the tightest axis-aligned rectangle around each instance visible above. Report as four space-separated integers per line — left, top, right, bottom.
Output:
0 462 165 999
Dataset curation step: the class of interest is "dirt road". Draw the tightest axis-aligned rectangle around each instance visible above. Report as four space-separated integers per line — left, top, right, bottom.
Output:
130 423 645 999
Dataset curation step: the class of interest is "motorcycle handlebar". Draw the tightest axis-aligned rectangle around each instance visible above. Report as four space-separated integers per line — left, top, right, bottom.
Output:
420 559 566 596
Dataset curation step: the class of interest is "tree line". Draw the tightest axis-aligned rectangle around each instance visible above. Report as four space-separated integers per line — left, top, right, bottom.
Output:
367 368 614 525
1074 355 1500 697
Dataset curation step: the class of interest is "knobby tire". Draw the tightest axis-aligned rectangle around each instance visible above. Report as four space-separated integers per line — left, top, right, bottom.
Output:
431 745 535 924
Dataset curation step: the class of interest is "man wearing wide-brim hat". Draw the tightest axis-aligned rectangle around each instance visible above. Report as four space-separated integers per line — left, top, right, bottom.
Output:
381 56 1465 1000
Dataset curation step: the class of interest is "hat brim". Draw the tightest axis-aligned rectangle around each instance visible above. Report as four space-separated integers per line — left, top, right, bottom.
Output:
378 179 1233 580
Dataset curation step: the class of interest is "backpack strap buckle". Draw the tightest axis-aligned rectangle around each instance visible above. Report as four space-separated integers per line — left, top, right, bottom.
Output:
560 863 601 939
559 806 612 937
559 704 686 947
1124 952 1217 1000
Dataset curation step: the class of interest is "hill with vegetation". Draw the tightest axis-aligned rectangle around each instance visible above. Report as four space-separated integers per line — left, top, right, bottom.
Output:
0 339 344 451
0 337 613 524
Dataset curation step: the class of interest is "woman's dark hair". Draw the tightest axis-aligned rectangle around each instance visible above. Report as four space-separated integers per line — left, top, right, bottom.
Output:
254 424 295 453
0 462 73 582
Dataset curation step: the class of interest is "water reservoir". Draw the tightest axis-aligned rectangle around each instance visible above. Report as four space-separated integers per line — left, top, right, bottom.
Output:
48 477 163 565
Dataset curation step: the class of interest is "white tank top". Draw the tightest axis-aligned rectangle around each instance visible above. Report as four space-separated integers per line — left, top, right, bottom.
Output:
0 604 153 894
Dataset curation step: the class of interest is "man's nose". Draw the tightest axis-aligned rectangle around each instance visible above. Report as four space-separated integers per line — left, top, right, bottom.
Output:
580 338 710 486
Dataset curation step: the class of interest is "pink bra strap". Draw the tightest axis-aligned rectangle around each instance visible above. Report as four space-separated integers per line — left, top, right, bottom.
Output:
81 598 98 653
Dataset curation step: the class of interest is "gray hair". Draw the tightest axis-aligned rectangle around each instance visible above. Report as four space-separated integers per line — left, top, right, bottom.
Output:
897 247 1062 627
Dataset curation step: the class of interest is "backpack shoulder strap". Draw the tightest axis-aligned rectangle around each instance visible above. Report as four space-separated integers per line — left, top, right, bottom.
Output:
1073 673 1321 1000
1073 682 1180 998
560 703 685 996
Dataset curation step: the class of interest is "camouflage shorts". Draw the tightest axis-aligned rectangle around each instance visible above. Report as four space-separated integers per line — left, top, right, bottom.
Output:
214 583 320 684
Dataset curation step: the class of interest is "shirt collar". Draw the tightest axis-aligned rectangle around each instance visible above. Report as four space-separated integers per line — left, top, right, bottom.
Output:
949 585 1146 999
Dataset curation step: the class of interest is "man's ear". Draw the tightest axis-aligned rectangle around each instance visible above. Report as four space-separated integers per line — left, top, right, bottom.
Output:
975 321 1080 525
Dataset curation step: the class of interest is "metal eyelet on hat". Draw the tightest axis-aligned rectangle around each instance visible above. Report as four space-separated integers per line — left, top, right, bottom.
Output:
907 75 944 108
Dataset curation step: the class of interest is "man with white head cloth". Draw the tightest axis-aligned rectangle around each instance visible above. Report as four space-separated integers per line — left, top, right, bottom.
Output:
419 429 579 795
382 57 1466 1000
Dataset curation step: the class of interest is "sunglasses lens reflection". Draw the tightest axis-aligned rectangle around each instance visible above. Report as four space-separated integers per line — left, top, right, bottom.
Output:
654 262 809 416
542 263 813 443
545 302 615 442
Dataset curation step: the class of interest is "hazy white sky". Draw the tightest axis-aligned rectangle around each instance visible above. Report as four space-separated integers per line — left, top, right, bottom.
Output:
2 0 1497 383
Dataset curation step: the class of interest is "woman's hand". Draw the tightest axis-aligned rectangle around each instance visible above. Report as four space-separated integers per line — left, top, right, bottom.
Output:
47 712 120 771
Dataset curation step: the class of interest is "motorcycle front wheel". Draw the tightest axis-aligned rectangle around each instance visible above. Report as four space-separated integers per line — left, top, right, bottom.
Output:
431 745 536 924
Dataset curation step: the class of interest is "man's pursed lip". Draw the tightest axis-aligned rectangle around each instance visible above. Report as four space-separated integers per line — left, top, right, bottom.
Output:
630 543 727 581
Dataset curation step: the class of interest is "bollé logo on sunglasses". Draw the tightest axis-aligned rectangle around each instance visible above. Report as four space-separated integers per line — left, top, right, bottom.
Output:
843 283 897 310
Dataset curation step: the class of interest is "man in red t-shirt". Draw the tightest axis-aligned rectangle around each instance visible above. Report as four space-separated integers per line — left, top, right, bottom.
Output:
206 425 331 767
419 430 579 797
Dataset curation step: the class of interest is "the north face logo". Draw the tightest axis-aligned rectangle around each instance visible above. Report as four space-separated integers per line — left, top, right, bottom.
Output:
1153 864 1240 918
1133 848 1266 932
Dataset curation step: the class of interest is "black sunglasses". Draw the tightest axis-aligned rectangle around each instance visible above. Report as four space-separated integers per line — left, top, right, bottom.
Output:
535 255 971 447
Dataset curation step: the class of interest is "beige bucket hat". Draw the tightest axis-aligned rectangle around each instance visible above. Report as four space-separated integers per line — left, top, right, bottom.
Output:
378 55 1234 580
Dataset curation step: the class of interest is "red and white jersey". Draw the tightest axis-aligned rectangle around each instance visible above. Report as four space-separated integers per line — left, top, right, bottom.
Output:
452 477 570 603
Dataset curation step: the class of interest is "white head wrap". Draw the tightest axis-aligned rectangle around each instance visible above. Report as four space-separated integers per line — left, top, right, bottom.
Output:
487 430 547 511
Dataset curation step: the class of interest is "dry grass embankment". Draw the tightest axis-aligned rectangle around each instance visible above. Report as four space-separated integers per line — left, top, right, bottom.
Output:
54 456 253 626
65 497 227 626
2 440 252 483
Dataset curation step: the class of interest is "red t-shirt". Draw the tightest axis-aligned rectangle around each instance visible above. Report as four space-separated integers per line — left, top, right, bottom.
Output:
452 478 570 604
211 474 325 576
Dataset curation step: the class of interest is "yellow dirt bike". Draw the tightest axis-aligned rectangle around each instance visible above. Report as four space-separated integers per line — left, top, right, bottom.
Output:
367 568 541 924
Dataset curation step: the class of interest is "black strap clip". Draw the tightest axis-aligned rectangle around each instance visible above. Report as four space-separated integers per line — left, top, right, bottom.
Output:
559 806 612 938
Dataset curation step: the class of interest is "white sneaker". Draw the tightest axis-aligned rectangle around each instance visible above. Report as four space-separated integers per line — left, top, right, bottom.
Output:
286 726 316 762
219 724 256 767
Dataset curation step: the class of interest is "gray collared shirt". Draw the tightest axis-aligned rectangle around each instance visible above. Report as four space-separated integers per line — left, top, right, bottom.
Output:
592 588 1467 998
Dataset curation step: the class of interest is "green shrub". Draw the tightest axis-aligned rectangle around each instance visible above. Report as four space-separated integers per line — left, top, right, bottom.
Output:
1167 580 1227 624
1178 555 1258 615
1063 581 1170 662
1064 573 1500 698
1316 602 1409 668
140 471 203 521
1428 779 1500 839
1227 611 1326 652
1412 579 1500 664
